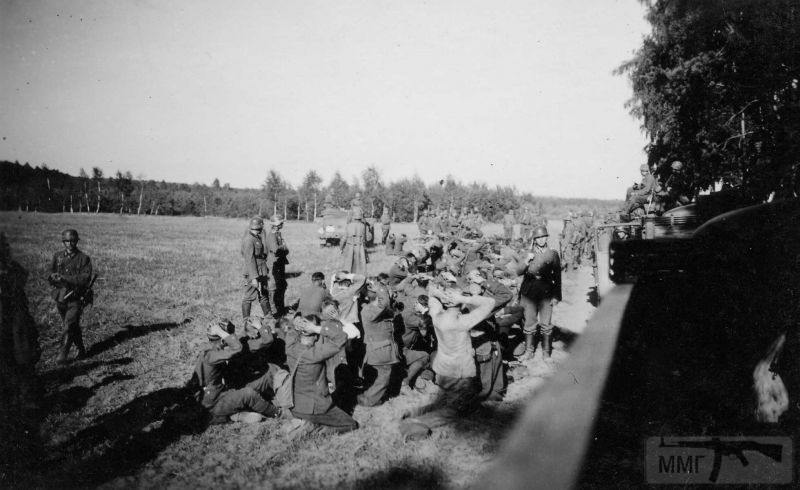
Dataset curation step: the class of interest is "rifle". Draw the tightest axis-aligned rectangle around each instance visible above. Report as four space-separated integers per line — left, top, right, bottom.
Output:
62 273 98 304
659 437 783 482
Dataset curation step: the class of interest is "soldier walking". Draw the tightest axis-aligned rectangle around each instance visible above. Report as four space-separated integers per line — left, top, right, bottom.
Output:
241 217 271 319
49 229 93 363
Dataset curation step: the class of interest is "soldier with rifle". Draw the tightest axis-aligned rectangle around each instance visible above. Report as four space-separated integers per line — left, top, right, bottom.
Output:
241 217 271 319
49 229 94 363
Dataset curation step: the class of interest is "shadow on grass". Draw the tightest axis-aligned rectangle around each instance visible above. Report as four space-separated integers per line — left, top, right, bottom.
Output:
46 372 136 414
353 463 447 489
42 357 134 384
47 385 207 487
86 319 191 357
285 271 303 279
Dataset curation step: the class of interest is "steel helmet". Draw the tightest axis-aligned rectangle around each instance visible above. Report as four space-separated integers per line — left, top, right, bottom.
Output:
639 164 650 172
249 217 264 230
671 160 684 171
532 226 549 239
61 229 79 242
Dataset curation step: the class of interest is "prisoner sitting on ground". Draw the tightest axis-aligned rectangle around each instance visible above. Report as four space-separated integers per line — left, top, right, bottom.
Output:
398 284 496 441
190 320 285 424
283 314 359 438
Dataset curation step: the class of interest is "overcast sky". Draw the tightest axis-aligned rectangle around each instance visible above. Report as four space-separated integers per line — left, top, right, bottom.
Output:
1 0 650 199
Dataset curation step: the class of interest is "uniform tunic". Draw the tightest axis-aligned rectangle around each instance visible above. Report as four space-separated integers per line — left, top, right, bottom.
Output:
340 220 367 275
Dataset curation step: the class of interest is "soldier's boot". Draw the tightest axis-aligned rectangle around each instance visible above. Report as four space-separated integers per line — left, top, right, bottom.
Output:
542 332 552 359
518 333 536 361
241 301 252 320
259 297 273 318
56 331 72 364
74 330 87 359
268 291 280 317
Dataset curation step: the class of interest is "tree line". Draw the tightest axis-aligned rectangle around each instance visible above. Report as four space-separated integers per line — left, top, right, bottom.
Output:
0 160 620 221
619 0 800 202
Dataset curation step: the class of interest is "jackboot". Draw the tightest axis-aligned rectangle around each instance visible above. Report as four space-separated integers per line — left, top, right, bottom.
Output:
259 298 273 318
56 331 72 364
518 333 536 361
74 330 87 359
241 301 252 320
542 332 552 359
268 291 280 317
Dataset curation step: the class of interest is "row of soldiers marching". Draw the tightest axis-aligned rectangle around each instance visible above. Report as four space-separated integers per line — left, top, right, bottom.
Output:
200 218 562 440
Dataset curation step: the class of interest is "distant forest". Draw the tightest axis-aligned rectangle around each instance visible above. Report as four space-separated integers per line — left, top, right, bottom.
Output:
0 160 621 222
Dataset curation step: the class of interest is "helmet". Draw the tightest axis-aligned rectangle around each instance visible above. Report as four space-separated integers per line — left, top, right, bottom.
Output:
270 214 284 227
249 217 264 230
61 229 79 242
532 226 549 239
671 160 684 171
639 164 650 172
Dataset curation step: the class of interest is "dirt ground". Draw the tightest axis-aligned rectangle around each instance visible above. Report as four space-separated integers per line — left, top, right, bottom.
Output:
0 212 597 489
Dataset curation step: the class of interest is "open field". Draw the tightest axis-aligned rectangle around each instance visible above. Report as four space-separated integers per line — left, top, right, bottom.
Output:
0 211 595 488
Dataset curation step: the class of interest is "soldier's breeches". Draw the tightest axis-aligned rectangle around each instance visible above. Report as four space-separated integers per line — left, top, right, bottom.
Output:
242 277 268 302
57 301 82 331
209 387 275 423
519 296 553 335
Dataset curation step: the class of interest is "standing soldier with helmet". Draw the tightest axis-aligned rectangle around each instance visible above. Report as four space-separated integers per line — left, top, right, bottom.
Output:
380 206 392 245
502 209 516 244
515 225 561 361
264 215 290 317
341 208 368 275
519 206 533 244
241 217 271 319
49 229 93 363
559 214 576 271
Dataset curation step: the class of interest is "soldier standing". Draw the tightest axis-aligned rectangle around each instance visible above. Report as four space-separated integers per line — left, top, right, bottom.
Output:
502 210 516 244
340 208 368 275
519 207 533 243
264 215 289 317
380 206 392 245
49 229 93 363
241 217 271 319
559 215 576 271
515 226 561 360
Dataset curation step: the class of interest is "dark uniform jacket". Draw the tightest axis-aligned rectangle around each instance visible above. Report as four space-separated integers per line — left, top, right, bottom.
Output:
285 323 347 415
361 286 400 366
516 248 562 302
297 285 333 317
241 232 268 279
191 335 243 408
50 249 93 303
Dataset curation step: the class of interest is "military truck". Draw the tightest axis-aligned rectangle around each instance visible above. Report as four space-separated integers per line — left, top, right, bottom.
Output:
594 189 755 296
317 207 348 247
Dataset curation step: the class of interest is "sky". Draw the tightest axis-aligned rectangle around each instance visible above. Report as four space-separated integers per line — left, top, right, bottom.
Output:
0 0 651 199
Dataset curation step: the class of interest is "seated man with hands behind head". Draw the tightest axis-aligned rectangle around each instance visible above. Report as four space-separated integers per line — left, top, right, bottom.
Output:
283 314 359 438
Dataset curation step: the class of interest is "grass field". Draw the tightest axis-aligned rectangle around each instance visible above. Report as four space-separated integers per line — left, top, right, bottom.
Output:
0 211 594 489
